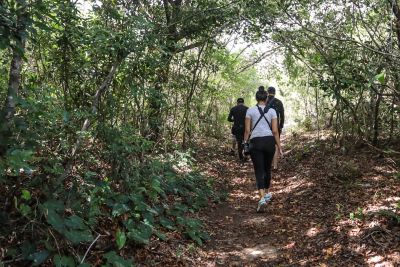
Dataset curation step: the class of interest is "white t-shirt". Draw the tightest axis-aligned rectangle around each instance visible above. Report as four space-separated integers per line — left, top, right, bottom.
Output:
246 105 277 139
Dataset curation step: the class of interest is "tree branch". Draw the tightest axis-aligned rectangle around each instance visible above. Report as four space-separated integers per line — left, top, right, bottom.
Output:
237 46 282 73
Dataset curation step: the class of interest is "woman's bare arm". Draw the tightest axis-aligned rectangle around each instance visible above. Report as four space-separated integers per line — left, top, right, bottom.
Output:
271 118 282 155
244 117 251 142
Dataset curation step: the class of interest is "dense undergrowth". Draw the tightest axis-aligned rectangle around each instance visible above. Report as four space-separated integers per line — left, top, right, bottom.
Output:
0 116 220 266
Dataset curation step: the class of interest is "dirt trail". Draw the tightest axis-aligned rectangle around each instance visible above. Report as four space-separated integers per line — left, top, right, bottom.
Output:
195 135 400 266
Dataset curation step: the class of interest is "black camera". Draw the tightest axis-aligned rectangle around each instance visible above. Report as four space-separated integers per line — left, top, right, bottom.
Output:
243 142 251 155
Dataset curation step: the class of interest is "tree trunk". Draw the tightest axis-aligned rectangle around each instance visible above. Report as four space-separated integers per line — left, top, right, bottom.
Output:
148 0 180 140
58 56 127 188
389 95 395 142
372 87 384 145
0 0 28 156
315 86 320 140
390 0 400 50
182 44 205 148
148 53 172 139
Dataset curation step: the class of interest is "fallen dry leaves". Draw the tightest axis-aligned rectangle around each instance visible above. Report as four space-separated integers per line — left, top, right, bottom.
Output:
130 133 399 266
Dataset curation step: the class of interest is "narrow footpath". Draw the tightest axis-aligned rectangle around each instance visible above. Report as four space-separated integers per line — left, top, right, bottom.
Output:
194 134 400 266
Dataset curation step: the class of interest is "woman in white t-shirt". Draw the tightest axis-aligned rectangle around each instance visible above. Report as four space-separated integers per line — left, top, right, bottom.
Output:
244 88 283 212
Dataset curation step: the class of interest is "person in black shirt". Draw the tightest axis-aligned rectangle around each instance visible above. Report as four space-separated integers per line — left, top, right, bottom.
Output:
228 98 248 162
267 86 285 169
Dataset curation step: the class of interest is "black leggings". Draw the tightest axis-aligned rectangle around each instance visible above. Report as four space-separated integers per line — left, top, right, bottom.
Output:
250 136 276 190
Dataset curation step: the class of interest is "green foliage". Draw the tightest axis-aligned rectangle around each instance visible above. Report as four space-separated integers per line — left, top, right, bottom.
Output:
295 117 314 132
4 149 35 176
21 189 31 200
53 255 75 267
27 250 50 266
374 72 386 85
1 129 217 265
349 207 364 221
14 189 33 218
335 203 343 220
41 201 94 245
103 251 133 267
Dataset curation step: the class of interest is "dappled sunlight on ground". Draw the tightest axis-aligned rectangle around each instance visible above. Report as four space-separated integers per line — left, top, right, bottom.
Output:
192 133 399 266
305 227 320 237
241 244 278 260
274 176 315 195
347 227 361 237
243 216 272 225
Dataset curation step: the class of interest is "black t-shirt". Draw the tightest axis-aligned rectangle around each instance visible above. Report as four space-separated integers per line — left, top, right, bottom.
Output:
268 97 285 130
228 104 248 135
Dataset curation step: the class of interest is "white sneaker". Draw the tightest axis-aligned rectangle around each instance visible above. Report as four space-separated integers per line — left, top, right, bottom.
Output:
264 193 272 202
256 198 267 212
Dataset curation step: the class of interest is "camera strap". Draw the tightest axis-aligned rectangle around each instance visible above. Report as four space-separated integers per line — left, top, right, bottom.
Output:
256 106 272 131
247 103 273 141
247 113 264 140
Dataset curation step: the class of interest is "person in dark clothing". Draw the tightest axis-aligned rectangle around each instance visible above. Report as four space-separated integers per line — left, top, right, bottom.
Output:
267 86 285 169
267 86 284 133
228 98 248 161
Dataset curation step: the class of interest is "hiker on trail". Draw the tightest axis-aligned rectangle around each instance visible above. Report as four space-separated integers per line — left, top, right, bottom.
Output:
228 98 248 162
243 87 283 212
267 86 285 169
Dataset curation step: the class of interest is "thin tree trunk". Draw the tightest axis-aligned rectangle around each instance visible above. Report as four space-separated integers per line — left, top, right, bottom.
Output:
148 52 172 139
59 56 126 186
4 51 24 121
389 95 395 142
372 87 384 145
71 59 123 157
0 0 28 156
315 86 320 140
390 0 400 50
182 44 206 148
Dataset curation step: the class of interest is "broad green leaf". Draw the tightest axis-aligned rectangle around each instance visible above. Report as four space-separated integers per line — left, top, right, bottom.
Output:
127 223 152 245
103 251 133 267
47 210 66 233
151 178 163 193
112 203 130 217
185 218 202 228
19 203 31 217
154 230 167 241
54 255 76 267
159 217 176 230
44 240 56 252
64 230 93 244
374 72 385 84
65 215 86 230
28 250 50 266
116 230 126 250
62 111 70 122
174 203 188 212
21 189 31 200
21 242 35 259
143 212 154 225
42 200 65 212
186 231 202 245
